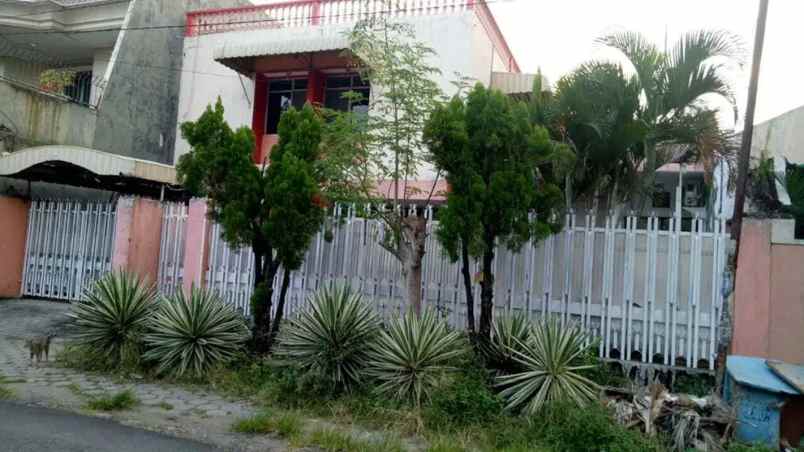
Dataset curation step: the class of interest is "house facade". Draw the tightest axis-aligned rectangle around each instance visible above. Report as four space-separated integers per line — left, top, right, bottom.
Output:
174 0 534 171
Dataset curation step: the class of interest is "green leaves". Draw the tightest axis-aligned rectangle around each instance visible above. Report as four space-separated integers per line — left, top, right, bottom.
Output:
496 318 599 415
69 271 157 369
143 289 250 378
367 309 468 406
275 286 380 392
482 313 532 373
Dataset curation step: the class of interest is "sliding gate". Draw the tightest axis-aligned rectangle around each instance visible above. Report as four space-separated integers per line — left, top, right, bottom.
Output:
21 200 116 301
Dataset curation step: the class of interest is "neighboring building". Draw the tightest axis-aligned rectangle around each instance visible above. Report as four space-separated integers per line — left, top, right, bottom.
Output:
751 105 804 164
174 0 533 174
0 0 245 199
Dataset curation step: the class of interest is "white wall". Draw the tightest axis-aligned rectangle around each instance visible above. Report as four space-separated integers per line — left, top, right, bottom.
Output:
174 35 256 163
0 57 48 86
90 48 113 106
751 105 804 164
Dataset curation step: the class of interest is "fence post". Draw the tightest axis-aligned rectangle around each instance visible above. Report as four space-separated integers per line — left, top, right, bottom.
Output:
182 198 211 295
0 196 30 297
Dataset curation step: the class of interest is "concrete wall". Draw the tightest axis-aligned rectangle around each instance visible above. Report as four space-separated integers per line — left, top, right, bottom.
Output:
751 105 804 164
733 218 804 364
0 78 97 150
93 0 247 164
0 196 29 298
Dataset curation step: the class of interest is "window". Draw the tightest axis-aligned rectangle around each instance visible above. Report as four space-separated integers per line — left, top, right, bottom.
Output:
64 71 92 105
265 78 308 134
324 75 370 115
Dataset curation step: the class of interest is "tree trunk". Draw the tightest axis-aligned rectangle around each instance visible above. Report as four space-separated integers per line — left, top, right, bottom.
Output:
268 268 292 349
478 241 495 338
399 215 427 317
251 248 278 354
460 241 475 333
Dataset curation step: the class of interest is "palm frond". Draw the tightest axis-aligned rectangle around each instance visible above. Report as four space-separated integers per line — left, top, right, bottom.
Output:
597 31 664 113
496 318 599 414
275 286 379 392
143 288 249 378
367 308 468 406
69 271 157 369
663 30 745 121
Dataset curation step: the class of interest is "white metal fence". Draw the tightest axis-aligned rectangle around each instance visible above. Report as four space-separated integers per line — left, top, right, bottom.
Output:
21 200 116 301
157 202 188 295
204 206 730 370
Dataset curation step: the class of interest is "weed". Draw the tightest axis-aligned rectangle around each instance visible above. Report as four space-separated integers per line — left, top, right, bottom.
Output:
157 401 174 410
66 383 83 397
726 443 778 452
232 411 303 440
306 428 405 452
672 373 714 396
0 385 13 400
85 389 139 411
423 365 503 431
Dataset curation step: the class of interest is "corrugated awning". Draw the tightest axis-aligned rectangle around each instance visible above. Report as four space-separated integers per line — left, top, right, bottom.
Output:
212 24 352 74
0 145 176 185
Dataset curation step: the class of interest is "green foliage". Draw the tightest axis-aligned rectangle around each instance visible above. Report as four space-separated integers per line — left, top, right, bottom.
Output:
785 163 804 238
275 286 379 392
143 288 250 378
231 410 303 439
0 383 12 400
306 428 406 452
496 318 599 414
595 29 743 191
177 100 329 352
367 309 468 406
536 401 665 452
69 271 157 370
725 443 777 452
483 314 532 373
423 365 504 431
672 373 714 396
425 84 567 336
86 389 139 411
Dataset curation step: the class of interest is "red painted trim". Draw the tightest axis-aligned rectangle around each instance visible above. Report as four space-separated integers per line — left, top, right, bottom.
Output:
473 1 520 73
252 75 268 164
306 70 324 104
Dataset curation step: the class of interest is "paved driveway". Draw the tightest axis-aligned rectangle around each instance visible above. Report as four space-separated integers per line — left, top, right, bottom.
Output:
0 401 218 452
0 299 284 452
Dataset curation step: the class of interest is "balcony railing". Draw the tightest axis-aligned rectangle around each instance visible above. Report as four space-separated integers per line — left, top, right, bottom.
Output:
185 0 519 72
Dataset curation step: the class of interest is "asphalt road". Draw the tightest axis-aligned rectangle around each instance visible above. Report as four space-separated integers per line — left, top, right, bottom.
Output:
0 401 218 452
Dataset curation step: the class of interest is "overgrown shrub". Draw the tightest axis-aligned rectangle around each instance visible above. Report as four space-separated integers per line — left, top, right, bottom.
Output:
232 410 303 439
143 288 249 378
496 318 599 414
86 389 139 411
424 365 504 431
367 309 468 406
536 401 665 452
69 271 157 370
482 313 531 373
275 286 379 392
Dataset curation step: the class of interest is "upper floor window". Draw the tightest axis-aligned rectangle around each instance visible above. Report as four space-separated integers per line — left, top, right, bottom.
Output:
266 78 308 134
324 75 369 115
64 70 92 105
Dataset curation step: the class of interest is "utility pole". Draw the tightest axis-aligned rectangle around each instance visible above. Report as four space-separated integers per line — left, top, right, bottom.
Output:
731 0 770 252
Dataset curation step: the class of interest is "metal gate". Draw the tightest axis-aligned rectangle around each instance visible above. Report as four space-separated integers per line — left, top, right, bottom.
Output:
21 200 116 301
157 202 188 295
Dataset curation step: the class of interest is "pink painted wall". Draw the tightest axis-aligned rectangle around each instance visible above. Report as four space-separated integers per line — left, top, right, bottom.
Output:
0 197 29 298
182 198 210 294
769 244 804 364
733 219 804 364
112 197 163 285
732 220 772 358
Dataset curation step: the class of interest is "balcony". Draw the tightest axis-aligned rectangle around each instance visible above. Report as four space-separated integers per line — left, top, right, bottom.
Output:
0 76 97 152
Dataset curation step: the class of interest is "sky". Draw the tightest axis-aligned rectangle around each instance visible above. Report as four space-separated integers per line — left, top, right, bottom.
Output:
488 0 803 129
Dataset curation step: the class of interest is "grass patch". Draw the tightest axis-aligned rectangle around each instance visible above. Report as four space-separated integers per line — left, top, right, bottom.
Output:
306 428 406 452
85 389 139 411
232 411 303 440
157 401 174 410
0 385 13 400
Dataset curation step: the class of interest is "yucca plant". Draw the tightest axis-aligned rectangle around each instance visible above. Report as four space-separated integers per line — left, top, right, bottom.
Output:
143 288 249 378
69 271 157 369
275 286 379 392
482 313 532 373
367 309 468 407
496 318 599 414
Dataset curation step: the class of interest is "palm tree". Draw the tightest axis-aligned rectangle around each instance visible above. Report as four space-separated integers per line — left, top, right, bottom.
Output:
597 30 744 202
